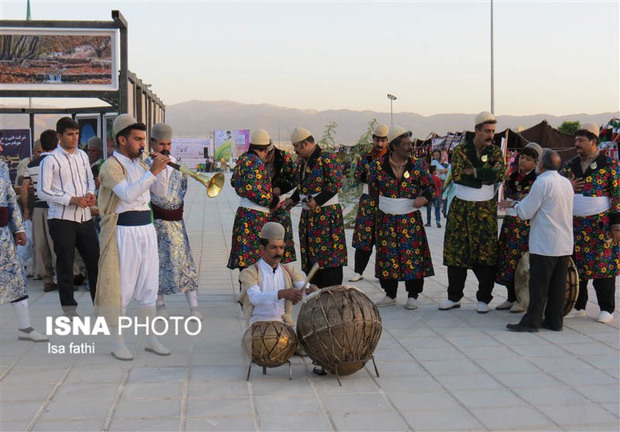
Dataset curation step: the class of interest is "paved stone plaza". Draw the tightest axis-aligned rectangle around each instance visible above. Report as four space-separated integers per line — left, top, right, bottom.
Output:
1 174 618 431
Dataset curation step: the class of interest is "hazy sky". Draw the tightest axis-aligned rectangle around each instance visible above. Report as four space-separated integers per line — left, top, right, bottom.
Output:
1 0 619 116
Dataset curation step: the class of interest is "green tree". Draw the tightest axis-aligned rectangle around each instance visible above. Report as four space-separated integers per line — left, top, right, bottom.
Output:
558 121 580 135
318 121 338 150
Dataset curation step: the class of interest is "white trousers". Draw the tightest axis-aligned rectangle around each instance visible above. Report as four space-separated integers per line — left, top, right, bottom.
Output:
116 224 159 308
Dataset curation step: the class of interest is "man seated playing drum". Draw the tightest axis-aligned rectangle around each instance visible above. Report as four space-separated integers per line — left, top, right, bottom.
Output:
238 222 317 327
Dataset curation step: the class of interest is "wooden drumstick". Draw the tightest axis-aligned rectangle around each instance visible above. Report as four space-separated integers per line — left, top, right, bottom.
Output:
299 263 320 292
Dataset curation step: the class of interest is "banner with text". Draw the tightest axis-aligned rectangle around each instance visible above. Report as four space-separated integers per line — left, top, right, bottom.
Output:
0 129 32 184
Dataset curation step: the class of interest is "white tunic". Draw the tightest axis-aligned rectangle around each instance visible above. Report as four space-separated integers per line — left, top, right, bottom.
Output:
247 259 305 325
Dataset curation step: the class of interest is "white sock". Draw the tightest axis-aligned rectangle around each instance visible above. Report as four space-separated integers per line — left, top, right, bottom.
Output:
186 291 198 309
12 299 31 330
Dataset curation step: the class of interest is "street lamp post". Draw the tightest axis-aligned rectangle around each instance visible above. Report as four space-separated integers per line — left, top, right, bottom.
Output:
387 94 397 126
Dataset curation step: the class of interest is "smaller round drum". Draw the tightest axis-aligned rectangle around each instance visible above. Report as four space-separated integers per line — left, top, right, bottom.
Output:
242 321 298 368
514 252 579 316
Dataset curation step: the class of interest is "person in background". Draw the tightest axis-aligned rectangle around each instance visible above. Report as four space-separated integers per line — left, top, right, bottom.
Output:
21 130 59 292
425 165 443 228
349 124 388 282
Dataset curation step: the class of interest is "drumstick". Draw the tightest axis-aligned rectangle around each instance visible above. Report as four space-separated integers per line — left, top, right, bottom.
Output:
299 263 320 292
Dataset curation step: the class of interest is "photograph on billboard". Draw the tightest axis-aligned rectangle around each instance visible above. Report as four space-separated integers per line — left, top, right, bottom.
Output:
76 114 100 149
0 28 118 91
102 112 117 159
214 130 249 161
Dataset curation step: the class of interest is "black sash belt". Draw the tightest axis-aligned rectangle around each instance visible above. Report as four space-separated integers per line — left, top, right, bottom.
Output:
0 207 9 227
117 210 151 226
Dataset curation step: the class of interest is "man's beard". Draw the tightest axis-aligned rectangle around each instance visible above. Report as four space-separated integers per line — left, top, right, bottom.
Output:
159 149 170 156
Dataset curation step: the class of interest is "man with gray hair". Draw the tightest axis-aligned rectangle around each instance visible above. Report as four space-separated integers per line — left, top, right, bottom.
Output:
86 137 104 169
500 149 574 332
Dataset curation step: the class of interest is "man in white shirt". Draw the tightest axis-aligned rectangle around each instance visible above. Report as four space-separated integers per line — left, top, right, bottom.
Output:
94 114 171 361
500 149 574 332
37 117 100 316
238 222 317 327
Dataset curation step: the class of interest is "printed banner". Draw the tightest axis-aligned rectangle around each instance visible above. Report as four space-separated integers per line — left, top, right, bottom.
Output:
214 130 250 161
171 137 212 171
0 129 32 184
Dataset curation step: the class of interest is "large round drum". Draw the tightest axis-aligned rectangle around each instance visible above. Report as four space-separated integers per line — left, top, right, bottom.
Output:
514 252 579 316
296 285 382 376
242 321 298 368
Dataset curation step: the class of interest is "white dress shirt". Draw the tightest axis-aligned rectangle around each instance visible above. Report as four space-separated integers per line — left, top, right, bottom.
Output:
112 152 168 213
37 146 95 222
247 259 305 325
514 170 574 257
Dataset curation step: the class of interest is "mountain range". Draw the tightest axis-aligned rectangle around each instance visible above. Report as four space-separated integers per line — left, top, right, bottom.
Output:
1 100 616 145
167 101 616 144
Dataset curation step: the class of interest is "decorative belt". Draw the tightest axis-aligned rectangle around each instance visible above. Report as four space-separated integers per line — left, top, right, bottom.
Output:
239 197 270 214
573 194 611 217
378 196 419 215
455 184 495 201
0 206 8 227
117 210 152 226
152 203 184 221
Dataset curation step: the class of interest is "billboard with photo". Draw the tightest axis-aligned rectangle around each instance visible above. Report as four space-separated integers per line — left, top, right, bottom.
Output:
214 130 250 161
171 138 213 171
76 114 100 149
0 129 32 184
0 28 118 91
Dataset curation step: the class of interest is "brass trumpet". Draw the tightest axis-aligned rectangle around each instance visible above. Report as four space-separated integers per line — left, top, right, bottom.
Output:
167 161 225 198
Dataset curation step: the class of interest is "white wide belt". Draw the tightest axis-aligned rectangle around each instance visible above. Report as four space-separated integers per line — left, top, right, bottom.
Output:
361 183 369 195
455 184 495 202
573 194 611 217
301 192 340 210
378 196 420 215
239 197 270 214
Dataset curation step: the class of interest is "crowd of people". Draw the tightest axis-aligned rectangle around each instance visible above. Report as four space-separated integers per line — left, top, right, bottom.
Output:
1 115 201 360
1 110 618 359
230 112 619 336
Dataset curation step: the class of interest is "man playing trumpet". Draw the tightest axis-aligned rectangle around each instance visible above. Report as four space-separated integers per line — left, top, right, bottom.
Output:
148 123 201 320
95 114 171 361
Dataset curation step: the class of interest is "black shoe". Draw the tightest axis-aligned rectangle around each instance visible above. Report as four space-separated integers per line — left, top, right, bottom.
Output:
312 366 327 376
541 323 563 331
437 222 441 228
506 323 539 333
425 223 431 227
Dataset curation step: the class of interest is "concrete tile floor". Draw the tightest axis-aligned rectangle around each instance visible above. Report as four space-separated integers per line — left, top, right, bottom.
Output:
1 175 618 431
